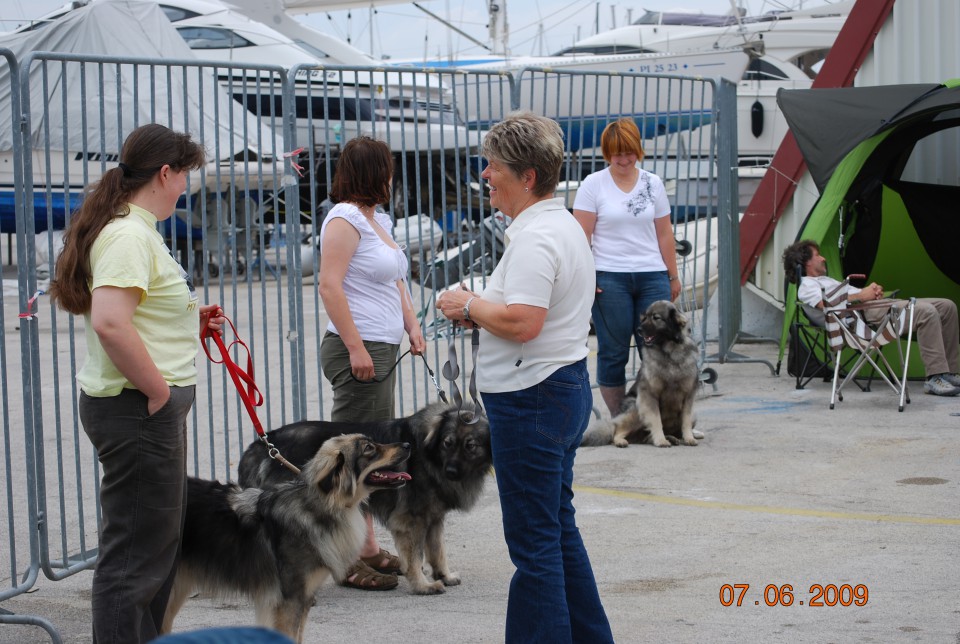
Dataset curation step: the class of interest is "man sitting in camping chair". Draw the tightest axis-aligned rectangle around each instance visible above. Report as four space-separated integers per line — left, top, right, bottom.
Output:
782 239 960 397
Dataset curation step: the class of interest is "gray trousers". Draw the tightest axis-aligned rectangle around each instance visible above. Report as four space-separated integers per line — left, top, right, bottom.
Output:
865 297 960 377
80 385 195 644
320 331 399 422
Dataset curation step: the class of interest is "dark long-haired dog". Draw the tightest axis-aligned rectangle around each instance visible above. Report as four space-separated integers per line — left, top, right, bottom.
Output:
162 434 411 642
582 300 700 447
238 402 491 595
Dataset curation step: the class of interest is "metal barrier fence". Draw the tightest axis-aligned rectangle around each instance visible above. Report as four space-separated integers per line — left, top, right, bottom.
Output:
0 50 737 641
0 45 63 642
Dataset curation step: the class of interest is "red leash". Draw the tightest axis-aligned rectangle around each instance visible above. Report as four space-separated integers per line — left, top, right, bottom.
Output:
201 312 301 475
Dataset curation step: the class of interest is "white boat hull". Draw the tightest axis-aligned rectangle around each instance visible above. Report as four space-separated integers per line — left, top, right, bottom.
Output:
443 48 751 151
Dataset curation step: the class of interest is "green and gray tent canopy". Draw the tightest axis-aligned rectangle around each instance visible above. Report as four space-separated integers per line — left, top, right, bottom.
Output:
776 80 960 377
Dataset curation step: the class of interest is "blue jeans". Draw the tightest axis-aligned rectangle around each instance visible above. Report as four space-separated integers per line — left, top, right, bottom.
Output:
482 359 614 644
593 270 671 387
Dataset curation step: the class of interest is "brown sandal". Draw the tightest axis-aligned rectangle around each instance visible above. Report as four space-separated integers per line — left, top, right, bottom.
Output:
340 560 398 591
360 547 402 575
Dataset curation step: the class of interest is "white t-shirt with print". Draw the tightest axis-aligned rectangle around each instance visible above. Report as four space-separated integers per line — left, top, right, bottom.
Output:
573 166 671 272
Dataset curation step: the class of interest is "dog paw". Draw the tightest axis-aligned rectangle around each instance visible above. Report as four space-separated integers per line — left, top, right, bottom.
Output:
613 437 629 448
410 580 446 595
683 438 699 446
437 572 461 586
652 438 672 448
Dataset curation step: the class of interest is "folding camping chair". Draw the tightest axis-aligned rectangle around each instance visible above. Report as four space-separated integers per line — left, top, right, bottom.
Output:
820 274 916 412
787 264 836 389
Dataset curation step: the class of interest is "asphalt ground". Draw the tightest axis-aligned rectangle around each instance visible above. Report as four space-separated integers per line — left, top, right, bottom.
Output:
2 335 958 644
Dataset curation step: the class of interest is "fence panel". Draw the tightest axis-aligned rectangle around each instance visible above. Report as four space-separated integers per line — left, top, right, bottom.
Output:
12 53 297 590
1 53 742 641
0 47 64 643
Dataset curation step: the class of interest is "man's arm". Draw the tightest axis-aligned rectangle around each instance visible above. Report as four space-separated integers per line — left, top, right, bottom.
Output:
796 276 826 308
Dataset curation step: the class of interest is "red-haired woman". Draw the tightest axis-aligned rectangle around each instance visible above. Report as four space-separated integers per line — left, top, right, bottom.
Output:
573 117 681 415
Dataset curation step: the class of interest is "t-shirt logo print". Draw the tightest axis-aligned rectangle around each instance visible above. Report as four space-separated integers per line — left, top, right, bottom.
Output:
172 252 199 304
625 175 654 217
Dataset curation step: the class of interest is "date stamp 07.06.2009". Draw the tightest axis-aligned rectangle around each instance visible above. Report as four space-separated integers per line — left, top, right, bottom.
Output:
719 584 868 607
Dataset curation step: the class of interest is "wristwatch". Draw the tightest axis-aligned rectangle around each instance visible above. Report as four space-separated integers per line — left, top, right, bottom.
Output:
463 296 476 321
668 275 679 282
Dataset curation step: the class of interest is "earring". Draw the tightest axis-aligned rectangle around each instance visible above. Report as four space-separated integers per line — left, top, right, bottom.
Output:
524 186 529 193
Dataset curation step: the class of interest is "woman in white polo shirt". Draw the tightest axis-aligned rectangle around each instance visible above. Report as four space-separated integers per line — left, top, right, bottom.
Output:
436 112 613 644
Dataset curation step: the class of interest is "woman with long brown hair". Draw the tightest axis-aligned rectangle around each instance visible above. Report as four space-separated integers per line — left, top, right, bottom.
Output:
49 123 224 643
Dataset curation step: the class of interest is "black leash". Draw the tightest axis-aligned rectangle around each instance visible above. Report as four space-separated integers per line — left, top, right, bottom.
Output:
350 349 451 405
593 288 643 353
349 348 412 384
348 328 480 422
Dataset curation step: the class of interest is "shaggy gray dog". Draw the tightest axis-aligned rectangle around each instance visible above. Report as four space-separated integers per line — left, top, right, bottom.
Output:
582 300 700 448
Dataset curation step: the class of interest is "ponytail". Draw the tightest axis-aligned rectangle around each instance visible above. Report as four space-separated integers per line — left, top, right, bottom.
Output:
47 124 206 314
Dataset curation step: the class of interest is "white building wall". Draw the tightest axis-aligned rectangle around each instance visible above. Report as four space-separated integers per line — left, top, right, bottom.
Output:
753 0 960 306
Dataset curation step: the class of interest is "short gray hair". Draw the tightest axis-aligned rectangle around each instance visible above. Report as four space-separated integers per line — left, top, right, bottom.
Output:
481 111 564 197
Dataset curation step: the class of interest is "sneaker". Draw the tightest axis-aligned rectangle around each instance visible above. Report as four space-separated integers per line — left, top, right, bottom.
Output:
923 374 960 397
943 373 960 388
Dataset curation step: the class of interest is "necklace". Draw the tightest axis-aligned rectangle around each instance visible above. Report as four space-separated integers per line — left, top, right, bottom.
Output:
351 202 376 218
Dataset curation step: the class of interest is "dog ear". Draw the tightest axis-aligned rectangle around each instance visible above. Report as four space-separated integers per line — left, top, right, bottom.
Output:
422 415 445 450
670 306 688 342
316 450 348 495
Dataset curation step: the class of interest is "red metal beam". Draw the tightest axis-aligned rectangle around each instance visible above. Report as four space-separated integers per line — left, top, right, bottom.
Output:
738 0 897 285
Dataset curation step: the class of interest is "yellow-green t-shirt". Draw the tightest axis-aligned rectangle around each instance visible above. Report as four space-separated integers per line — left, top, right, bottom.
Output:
76 204 200 397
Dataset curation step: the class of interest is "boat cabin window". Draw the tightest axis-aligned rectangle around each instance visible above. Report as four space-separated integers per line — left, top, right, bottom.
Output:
235 93 375 122
159 6 201 23
176 26 254 50
742 58 790 81
554 45 653 56
795 48 831 79
632 9 742 27
294 40 330 59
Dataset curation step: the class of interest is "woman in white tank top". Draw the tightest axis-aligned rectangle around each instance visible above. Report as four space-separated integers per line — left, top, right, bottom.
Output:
317 137 426 590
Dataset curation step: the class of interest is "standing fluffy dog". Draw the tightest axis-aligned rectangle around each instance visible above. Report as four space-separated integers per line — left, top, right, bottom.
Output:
582 300 700 448
238 402 492 595
162 434 411 642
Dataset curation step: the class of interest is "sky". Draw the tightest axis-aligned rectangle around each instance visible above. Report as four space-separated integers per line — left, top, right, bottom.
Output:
4 0 804 61
296 0 743 61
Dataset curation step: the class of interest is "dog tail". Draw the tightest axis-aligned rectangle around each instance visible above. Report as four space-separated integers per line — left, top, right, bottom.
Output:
579 419 615 447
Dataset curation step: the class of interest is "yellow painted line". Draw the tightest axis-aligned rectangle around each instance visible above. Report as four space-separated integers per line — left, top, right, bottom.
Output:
573 485 960 526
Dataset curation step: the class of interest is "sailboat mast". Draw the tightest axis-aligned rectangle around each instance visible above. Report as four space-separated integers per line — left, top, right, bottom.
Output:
488 0 509 57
